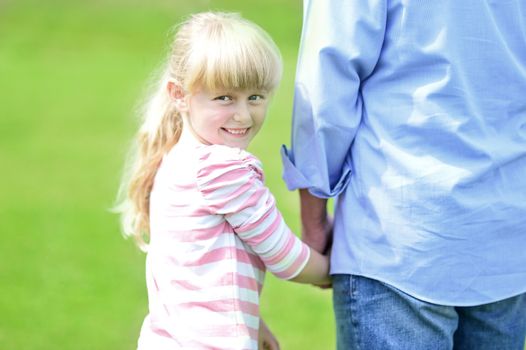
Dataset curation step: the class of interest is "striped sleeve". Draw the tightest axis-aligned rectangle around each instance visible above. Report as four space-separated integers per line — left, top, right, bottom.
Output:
196 145 310 280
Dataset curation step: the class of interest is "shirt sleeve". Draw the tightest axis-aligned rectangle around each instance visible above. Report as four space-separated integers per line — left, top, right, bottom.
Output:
196 145 310 280
282 0 388 198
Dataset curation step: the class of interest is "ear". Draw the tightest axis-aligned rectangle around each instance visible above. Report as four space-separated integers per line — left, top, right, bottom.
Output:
167 81 189 112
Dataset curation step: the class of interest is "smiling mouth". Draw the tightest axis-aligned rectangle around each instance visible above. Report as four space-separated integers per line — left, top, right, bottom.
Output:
222 128 249 136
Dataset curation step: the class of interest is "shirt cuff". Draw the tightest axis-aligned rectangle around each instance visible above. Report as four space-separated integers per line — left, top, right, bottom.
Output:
280 145 311 191
281 145 352 198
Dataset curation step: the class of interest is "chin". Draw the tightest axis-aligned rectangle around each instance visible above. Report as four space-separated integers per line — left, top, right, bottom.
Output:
224 139 251 149
228 143 248 149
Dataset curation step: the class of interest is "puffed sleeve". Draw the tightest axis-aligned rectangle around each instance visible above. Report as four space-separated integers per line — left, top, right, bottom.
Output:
196 145 310 280
282 0 388 197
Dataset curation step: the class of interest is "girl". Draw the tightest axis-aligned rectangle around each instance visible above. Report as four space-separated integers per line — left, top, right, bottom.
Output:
117 12 330 350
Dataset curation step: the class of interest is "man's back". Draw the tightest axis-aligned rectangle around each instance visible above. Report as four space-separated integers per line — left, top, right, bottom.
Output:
285 0 526 305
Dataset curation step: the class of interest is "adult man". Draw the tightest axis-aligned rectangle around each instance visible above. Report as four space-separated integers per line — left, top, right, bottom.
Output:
282 1 526 348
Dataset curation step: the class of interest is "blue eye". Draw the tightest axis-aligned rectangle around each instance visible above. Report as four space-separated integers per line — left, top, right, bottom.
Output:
249 95 264 101
214 95 232 101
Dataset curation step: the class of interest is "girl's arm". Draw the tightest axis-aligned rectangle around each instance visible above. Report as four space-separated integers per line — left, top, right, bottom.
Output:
197 147 330 283
290 247 331 286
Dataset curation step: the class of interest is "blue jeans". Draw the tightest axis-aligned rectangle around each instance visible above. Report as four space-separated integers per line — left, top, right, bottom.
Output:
332 274 526 350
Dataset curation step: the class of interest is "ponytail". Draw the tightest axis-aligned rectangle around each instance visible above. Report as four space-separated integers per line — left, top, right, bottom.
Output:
116 73 182 250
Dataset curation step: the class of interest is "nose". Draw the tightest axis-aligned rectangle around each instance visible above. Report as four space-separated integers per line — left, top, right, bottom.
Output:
232 101 251 123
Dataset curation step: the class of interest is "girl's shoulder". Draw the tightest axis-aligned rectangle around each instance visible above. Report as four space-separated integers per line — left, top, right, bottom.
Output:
197 144 261 167
196 144 264 183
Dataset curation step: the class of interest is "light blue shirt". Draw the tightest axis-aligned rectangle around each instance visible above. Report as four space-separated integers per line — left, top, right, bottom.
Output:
282 0 526 306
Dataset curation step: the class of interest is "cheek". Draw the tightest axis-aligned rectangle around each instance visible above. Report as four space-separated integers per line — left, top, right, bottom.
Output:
253 109 268 128
194 111 230 132
207 110 233 126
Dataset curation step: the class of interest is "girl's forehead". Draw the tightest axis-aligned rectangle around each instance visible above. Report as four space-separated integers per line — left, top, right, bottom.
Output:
194 85 270 94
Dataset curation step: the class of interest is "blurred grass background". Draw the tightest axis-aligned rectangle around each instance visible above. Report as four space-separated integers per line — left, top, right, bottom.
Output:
0 0 335 349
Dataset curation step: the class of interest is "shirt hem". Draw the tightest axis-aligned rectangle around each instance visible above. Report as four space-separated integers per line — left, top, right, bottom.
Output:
329 270 526 307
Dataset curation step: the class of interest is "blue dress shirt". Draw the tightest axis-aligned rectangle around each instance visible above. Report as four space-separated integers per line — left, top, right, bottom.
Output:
282 0 526 305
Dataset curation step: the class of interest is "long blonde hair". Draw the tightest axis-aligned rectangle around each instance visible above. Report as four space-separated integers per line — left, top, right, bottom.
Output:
116 12 283 249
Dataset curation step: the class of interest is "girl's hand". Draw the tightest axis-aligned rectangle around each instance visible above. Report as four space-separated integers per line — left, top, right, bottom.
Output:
259 319 280 350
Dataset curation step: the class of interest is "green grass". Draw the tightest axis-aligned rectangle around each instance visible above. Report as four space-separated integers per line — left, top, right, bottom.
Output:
0 0 335 349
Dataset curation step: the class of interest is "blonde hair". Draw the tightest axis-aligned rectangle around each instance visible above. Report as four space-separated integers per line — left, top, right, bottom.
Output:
115 12 283 249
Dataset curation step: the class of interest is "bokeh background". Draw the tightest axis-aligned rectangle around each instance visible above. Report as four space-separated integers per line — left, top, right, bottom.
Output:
0 0 335 349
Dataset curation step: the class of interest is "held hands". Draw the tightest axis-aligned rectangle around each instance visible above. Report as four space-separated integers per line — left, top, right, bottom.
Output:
259 319 280 350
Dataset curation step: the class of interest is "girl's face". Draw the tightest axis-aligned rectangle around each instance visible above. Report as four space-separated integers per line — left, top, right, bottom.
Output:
182 86 271 150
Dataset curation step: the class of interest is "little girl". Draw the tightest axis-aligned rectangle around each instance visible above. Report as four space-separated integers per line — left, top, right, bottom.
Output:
117 12 330 350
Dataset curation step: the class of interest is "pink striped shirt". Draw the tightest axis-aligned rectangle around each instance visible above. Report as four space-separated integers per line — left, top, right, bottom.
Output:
137 131 310 349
